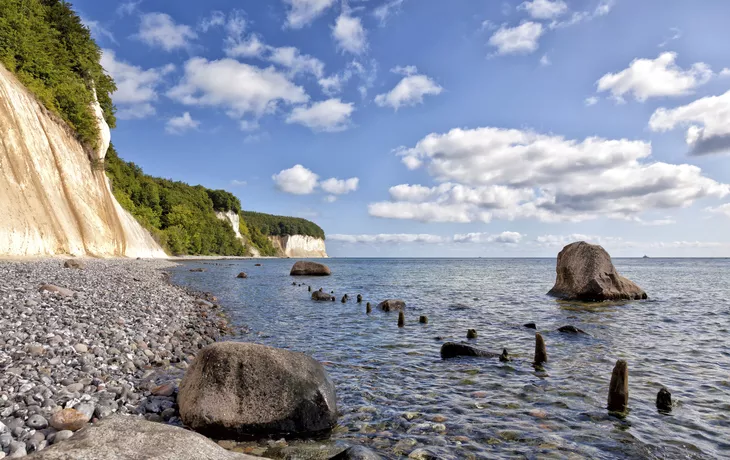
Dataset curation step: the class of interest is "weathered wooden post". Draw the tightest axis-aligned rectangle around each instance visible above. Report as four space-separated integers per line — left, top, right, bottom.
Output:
419 315 428 324
607 360 629 412
656 388 672 411
467 329 478 339
398 311 405 327
366 302 371 314
357 294 362 303
534 333 547 365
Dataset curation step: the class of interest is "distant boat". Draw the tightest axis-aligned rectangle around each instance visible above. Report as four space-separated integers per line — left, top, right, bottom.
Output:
643 255 649 259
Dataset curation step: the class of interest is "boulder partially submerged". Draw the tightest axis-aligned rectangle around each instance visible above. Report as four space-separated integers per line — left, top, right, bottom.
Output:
377 299 405 312
312 291 334 301
178 342 338 439
26 416 261 460
548 241 647 301
290 261 331 276
440 342 502 360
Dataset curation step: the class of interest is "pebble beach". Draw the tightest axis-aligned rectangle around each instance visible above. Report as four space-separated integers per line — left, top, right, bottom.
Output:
0 259 231 458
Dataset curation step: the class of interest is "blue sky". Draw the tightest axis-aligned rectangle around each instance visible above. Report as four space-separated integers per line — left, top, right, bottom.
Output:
78 0 730 257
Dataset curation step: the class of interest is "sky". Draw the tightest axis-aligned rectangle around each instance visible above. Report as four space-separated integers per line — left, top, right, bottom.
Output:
76 0 730 257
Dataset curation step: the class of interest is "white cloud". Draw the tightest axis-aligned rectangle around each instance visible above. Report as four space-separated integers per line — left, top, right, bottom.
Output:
659 27 682 48
330 233 447 244
706 203 730 217
649 90 730 155
268 47 325 78
198 11 226 32
286 98 354 132
597 52 713 102
550 0 614 29
272 164 320 195
165 112 200 134
584 96 599 106
374 68 443 110
101 49 173 119
535 234 725 250
489 22 544 55
720 68 730 77
518 0 568 19
324 195 338 203
333 14 367 55
230 180 248 187
320 177 359 194
225 34 267 58
81 17 117 44
454 231 523 244
284 0 337 29
368 126 730 223
540 54 551 66
136 13 197 51
168 58 308 118
374 0 405 25
116 1 140 17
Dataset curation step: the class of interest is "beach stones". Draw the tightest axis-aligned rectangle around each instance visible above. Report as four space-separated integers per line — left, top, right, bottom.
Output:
26 414 48 430
38 284 74 297
312 291 334 301
440 342 501 360
377 299 405 312
27 416 260 460
290 261 331 276
50 408 90 431
178 342 338 439
548 241 647 301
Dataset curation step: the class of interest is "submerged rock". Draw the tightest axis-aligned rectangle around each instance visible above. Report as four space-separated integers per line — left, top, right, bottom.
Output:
440 342 501 360
547 241 647 301
558 325 586 334
290 261 331 276
237 272 248 279
26 416 261 459
377 299 405 312
178 342 338 439
466 329 478 339
189 268 205 273
330 445 383 460
312 291 334 301
656 388 672 412
523 322 536 329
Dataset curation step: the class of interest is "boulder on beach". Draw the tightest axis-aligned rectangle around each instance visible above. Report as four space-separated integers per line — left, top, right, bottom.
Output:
547 241 647 301
26 416 261 460
63 259 84 269
178 342 338 439
39 284 74 297
440 342 502 360
290 261 331 276
377 299 405 312
312 291 334 301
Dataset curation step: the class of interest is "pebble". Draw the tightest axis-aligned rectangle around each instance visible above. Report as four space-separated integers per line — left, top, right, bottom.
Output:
73 344 88 353
25 415 48 430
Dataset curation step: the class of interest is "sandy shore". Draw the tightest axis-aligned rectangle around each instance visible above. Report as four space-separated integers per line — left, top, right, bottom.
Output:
0 259 232 457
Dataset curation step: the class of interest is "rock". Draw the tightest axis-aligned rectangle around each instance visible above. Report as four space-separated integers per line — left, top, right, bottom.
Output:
356 294 362 303
51 431 73 444
73 344 88 354
189 268 205 272
254 263 262 267
523 322 536 329
151 383 175 397
25 416 261 460
312 291 334 301
419 316 428 324
366 303 371 314
466 329 477 339
63 259 84 269
499 349 510 362
74 403 95 421
94 400 116 419
26 415 48 430
341 295 347 303
236 272 248 279
547 241 647 301
38 284 74 297
290 261 331 276
329 446 383 460
656 388 672 412
534 333 547 365
50 408 90 431
377 300 405 312
558 325 586 334
9 441 26 458
607 359 629 412
178 342 338 439
440 342 501 360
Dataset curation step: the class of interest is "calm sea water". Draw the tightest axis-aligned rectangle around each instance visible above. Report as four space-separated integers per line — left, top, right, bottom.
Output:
170 258 730 459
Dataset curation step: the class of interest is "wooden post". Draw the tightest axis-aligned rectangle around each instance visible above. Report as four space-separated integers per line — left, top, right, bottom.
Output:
398 311 405 327
419 315 428 324
366 302 371 314
467 329 477 339
607 360 629 412
534 333 547 365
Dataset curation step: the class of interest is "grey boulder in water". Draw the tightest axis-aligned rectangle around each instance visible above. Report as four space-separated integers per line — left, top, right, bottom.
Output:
548 241 647 301
377 299 406 312
290 261 331 276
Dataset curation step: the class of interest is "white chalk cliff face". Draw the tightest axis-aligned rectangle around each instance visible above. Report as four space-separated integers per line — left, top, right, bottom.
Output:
0 65 166 258
269 235 328 258
215 211 242 240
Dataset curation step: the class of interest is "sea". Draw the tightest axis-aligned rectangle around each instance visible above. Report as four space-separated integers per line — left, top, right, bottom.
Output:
169 258 730 459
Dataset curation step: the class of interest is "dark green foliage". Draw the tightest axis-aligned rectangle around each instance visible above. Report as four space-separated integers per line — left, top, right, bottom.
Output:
0 0 116 147
206 189 241 214
241 211 325 240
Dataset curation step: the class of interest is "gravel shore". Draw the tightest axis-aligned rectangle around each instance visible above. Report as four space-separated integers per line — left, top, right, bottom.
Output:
0 259 232 458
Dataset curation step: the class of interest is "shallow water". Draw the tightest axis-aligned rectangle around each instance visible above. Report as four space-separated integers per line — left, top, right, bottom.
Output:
170 258 730 459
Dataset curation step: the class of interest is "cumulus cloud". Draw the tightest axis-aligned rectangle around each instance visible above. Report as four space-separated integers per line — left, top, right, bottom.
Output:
649 90 730 155
374 0 405 25
225 34 266 58
165 112 200 134
272 164 320 195
489 22 544 55
518 0 568 19
167 57 308 118
136 13 197 51
286 98 354 132
535 234 725 250
453 231 523 244
329 232 523 245
374 67 443 110
101 49 173 119
284 0 337 29
320 177 359 194
268 47 325 78
368 126 730 223
706 203 730 217
549 0 614 29
584 96 599 106
333 14 367 55
597 52 713 102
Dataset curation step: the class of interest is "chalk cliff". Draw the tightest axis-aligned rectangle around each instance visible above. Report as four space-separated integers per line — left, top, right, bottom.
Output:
215 211 242 240
0 64 166 258
269 235 328 258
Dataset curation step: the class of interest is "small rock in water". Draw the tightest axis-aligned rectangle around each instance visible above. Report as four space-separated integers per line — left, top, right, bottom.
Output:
466 329 478 339
558 325 586 334
378 299 405 312
499 349 510 362
189 268 205 272
356 294 362 303
419 315 428 324
656 388 672 412
366 303 372 314
534 333 548 365
237 272 248 279
524 322 537 329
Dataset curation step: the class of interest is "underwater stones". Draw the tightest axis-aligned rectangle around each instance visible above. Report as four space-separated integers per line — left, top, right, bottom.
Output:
330 445 383 460
290 261 331 276
607 360 629 412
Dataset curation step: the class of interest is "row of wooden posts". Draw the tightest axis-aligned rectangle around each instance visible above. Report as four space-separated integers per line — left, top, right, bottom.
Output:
303 284 672 415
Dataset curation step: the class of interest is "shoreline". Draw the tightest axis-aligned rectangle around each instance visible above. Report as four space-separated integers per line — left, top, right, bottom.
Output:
0 258 234 458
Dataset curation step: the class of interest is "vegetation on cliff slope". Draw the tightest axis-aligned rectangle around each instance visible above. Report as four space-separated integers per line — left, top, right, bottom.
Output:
242 211 326 240
0 0 116 147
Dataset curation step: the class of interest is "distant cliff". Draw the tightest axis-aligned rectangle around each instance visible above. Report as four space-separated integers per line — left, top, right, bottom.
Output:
269 235 328 258
0 64 166 258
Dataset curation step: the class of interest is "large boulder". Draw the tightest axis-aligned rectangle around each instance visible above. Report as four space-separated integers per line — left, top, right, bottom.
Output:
178 342 338 439
440 342 502 360
26 416 261 460
312 291 334 301
547 241 647 301
377 300 405 312
290 261 331 276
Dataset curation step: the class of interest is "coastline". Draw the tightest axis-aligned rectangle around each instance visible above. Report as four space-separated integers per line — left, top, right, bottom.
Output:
0 258 234 457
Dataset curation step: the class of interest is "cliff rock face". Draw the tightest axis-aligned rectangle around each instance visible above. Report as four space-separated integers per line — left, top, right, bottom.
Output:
269 235 328 258
0 65 166 258
215 211 242 240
